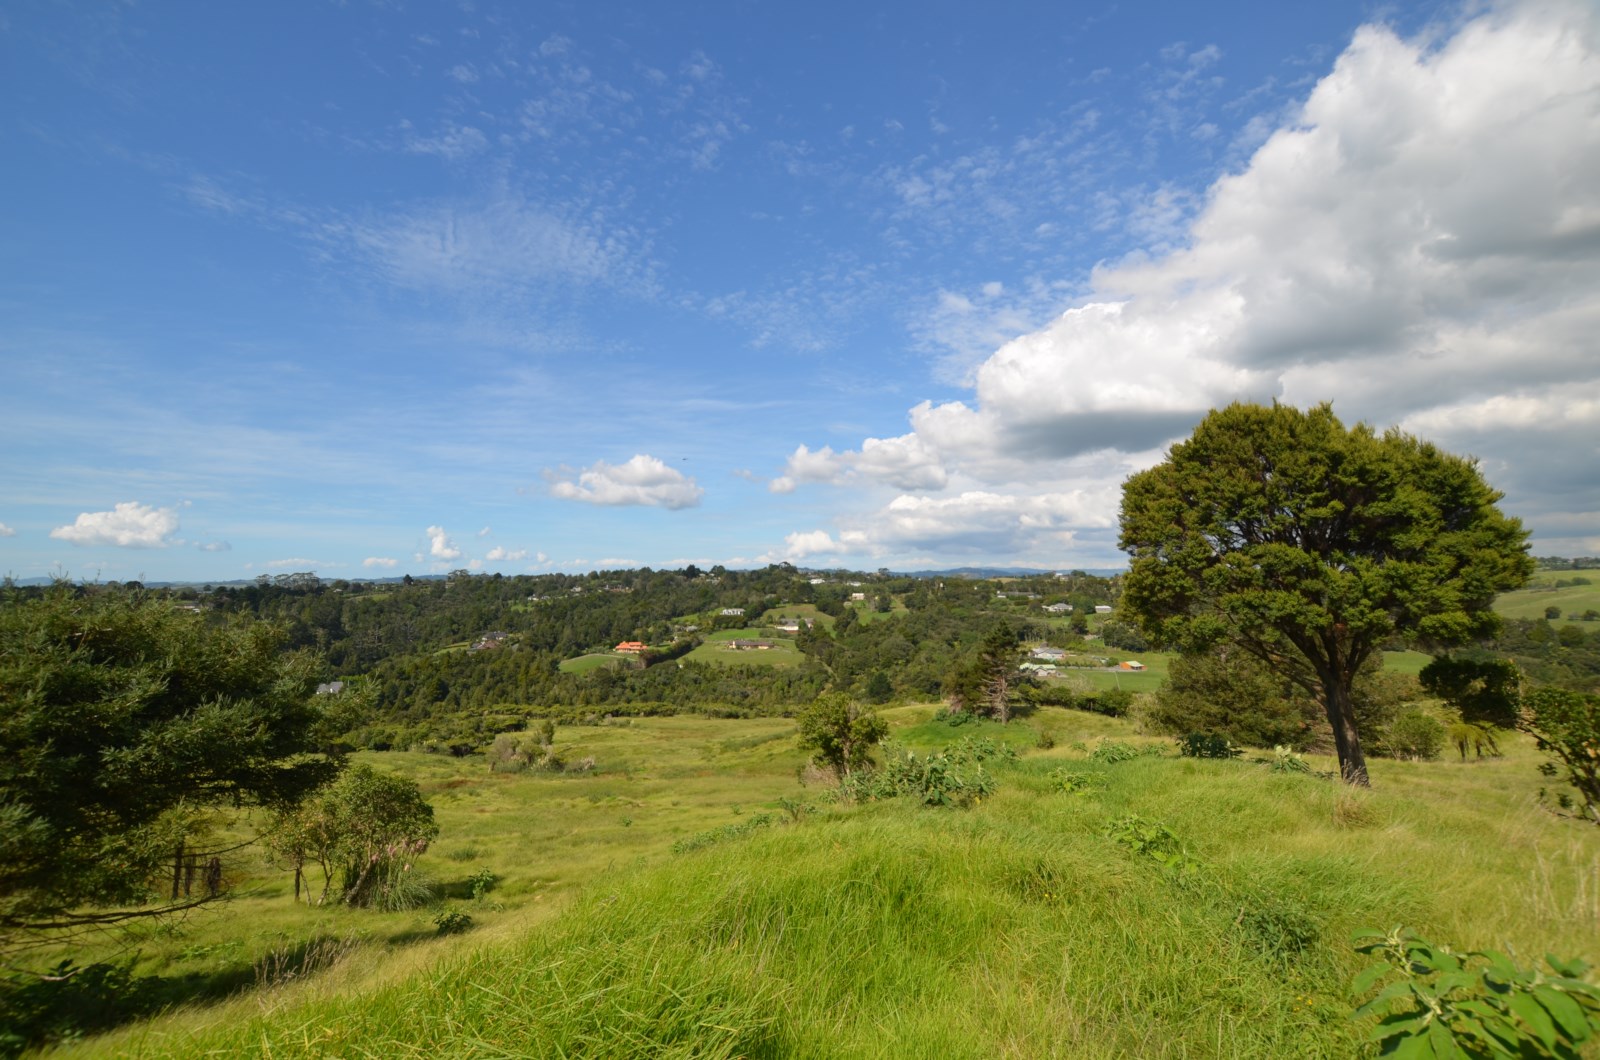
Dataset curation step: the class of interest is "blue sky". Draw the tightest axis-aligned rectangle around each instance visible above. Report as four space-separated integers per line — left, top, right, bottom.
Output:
3 0 1597 581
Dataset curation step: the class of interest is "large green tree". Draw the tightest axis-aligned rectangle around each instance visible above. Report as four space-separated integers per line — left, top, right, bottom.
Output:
0 586 342 944
1119 402 1533 785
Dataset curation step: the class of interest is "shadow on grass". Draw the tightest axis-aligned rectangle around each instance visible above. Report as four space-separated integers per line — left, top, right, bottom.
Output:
0 926 446 1057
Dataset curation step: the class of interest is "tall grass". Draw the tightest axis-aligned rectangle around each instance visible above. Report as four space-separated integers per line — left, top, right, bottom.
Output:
86 721 1599 1058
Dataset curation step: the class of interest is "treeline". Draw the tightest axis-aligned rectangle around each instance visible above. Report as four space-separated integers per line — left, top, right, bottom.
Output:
91 565 1111 748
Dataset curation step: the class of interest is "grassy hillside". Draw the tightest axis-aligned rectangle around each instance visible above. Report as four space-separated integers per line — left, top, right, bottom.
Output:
68 709 1600 1058
1495 569 1600 626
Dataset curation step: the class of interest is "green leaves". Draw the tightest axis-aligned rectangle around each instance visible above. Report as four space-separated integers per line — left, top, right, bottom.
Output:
1119 402 1533 784
1350 928 1600 1058
0 587 342 937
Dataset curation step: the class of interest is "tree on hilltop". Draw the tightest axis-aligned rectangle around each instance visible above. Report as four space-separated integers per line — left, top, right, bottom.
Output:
1119 402 1533 786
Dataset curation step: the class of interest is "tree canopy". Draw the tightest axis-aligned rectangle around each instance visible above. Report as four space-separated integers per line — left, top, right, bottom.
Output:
1119 402 1533 785
0 586 342 944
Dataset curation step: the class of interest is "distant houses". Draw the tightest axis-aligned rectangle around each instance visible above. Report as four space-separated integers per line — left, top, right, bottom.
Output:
315 681 345 695
470 631 511 651
1043 602 1073 614
1094 605 1113 614
720 607 746 617
1117 660 1147 671
615 641 647 654
1031 646 1067 662
726 639 776 651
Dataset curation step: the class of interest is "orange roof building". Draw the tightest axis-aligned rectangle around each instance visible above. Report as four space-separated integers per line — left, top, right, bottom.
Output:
615 641 647 653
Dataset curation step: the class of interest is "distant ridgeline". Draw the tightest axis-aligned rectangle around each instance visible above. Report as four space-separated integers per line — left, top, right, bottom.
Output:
8 559 1596 751
1536 556 1600 570
0 567 1123 750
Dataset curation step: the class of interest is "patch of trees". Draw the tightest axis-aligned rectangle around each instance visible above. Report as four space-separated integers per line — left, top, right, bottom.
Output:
0 586 343 947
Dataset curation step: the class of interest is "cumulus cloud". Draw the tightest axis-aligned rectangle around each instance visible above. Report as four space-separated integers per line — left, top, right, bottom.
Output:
777 0 1600 561
486 546 530 561
426 526 463 560
363 556 399 569
49 502 180 548
549 454 705 509
264 557 327 569
0 523 15 537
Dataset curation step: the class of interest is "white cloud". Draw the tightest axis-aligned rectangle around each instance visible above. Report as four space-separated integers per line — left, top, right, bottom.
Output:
196 540 231 552
783 0 1600 561
0 523 15 537
49 502 180 548
772 433 948 493
477 526 492 537
363 556 399 569
265 557 328 569
426 526 462 560
549 454 705 509
486 546 529 561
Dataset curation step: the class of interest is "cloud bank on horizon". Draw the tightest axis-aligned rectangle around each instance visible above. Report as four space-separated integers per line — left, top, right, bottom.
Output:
0 0 1596 579
773 0 1600 564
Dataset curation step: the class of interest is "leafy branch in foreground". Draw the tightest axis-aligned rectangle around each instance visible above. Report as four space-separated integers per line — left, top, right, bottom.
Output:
1350 928 1600 1058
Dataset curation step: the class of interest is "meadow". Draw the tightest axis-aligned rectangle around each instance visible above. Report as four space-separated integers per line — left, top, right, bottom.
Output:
55 704 1600 1058
1495 569 1600 626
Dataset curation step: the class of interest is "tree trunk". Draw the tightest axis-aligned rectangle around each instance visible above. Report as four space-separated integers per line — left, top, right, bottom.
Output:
1323 674 1370 786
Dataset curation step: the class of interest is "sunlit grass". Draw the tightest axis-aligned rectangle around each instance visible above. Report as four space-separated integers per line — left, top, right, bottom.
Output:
56 708 1600 1058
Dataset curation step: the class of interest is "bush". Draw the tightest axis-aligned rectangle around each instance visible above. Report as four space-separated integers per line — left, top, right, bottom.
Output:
1150 649 1318 749
433 909 473 935
1105 814 1200 875
1178 733 1241 759
1089 740 1145 764
838 746 996 807
1383 711 1445 761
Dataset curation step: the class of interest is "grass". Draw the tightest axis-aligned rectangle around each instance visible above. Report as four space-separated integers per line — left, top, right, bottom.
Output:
1495 569 1600 626
683 628 804 668
55 706 1600 1058
557 652 621 674
1381 649 1433 675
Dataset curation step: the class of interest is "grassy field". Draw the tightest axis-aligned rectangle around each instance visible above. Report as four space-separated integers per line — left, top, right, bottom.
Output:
58 706 1600 1058
1495 569 1600 626
682 628 804 667
556 652 621 674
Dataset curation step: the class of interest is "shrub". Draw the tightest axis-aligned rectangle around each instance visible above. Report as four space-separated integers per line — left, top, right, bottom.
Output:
433 909 473 935
1089 740 1144 764
468 867 498 902
1047 768 1105 794
839 746 996 807
1034 728 1057 750
1178 733 1241 759
1384 711 1445 761
1351 928 1600 1057
1150 649 1319 749
1268 746 1315 774
1105 814 1201 875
